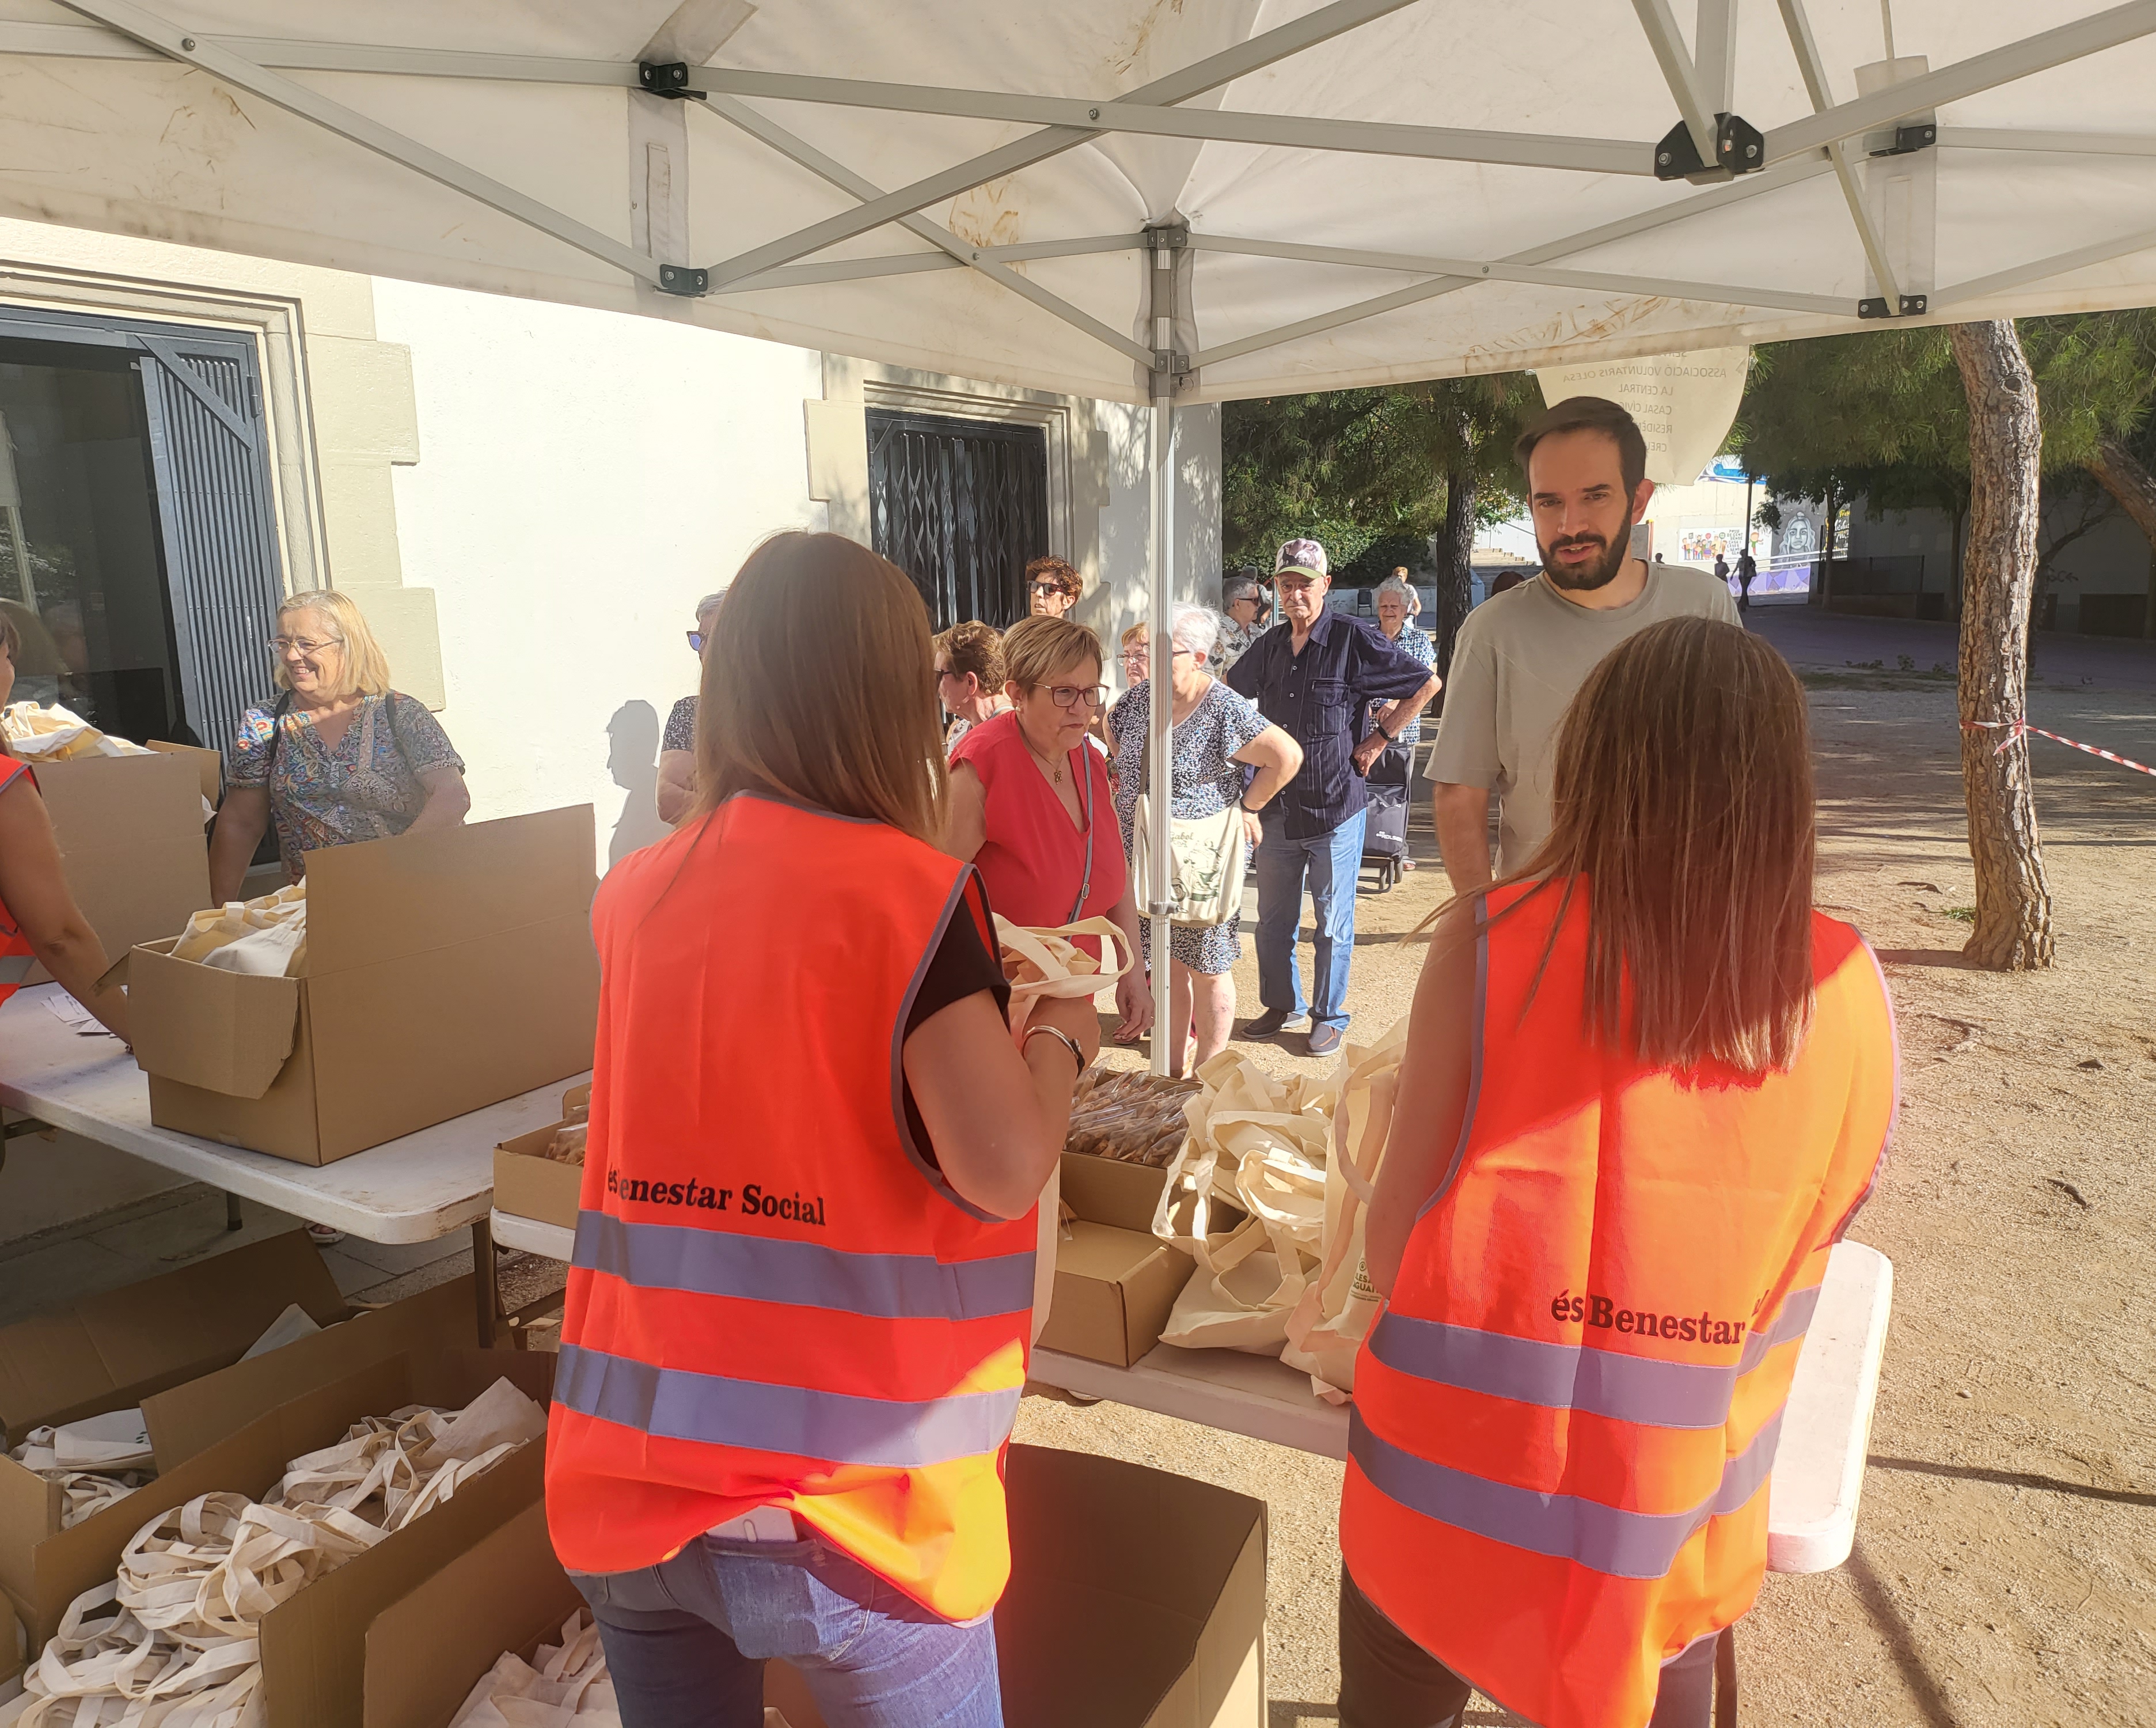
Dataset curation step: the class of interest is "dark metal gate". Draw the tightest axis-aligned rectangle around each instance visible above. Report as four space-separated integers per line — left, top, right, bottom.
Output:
866 410 1049 631
0 304 282 751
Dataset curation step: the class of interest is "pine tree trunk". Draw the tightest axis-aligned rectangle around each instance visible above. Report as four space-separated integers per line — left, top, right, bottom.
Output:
1949 320 2054 970
1430 457 1476 681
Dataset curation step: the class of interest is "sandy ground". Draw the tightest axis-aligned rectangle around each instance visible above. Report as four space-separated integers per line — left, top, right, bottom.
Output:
1019 609 2156 1726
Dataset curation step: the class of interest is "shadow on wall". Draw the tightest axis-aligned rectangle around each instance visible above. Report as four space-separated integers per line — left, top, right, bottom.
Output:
606 700 670 869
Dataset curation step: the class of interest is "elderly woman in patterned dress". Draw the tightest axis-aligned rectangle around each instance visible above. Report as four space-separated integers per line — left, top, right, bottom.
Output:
1109 604 1302 1076
208 590 469 901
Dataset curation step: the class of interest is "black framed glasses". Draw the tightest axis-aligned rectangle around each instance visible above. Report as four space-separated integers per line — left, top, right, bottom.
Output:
1028 581 1068 599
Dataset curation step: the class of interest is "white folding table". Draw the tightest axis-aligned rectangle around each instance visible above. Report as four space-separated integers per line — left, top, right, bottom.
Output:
488 1183 1895 1579
0 983 589 1346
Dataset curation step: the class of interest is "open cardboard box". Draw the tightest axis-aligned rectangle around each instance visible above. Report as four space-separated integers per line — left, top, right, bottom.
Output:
359 1445 1261 1728
24 744 216 987
127 806 602 1165
492 1082 593 1232
0 1234 479 1649
19 1347 552 1728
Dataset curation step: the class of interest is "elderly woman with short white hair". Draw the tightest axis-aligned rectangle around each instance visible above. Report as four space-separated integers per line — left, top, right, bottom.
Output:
209 590 469 901
1109 604 1302 1075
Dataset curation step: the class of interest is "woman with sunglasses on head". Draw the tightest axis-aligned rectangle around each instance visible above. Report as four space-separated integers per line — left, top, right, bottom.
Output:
943 615 1152 1044
208 590 469 903
658 591 728 824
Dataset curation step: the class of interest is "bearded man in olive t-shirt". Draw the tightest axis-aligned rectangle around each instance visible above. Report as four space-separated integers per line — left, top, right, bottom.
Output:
1426 396 1739 895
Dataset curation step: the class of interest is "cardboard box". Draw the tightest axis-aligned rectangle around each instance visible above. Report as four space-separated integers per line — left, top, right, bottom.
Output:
491 1083 592 1231
128 806 602 1165
1037 1222 1194 1368
769 1446 1266 1728
20 1348 552 1728
1061 1151 1172 1231
0 1236 476 1648
25 748 212 986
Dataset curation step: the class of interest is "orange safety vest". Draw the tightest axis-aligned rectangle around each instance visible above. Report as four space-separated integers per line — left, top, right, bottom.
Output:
545 791 1038 1623
1341 879 1896 1728
0 757 40 1005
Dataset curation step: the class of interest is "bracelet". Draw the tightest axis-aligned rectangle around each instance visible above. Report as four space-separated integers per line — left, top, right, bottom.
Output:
1022 1024 1087 1076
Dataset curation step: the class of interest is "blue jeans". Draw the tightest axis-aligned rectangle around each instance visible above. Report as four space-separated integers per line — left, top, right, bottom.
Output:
1255 807 1365 1030
572 1531 1003 1728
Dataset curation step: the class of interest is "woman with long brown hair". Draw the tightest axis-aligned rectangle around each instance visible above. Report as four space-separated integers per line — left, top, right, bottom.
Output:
1340 618 1897 1728
546 533 1098 1728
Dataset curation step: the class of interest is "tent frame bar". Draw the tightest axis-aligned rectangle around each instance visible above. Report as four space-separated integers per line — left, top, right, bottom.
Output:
1631 0 1726 170
727 235 1143 294
1776 0 1916 315
1931 223 2156 309
702 0 1425 291
1190 234 1850 317
48 0 666 289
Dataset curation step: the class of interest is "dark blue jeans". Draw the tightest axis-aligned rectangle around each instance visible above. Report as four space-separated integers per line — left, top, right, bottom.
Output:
572 1531 1002 1728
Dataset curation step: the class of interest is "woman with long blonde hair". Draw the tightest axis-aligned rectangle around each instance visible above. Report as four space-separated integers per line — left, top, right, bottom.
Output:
1342 618 1897 1728
548 533 1097 1728
208 589 469 899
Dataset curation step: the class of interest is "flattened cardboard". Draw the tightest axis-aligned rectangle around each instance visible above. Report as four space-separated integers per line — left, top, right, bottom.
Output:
769 1446 1266 1728
13 1348 552 1723
0 1231 346 1643
1038 1222 1194 1369
140 1275 478 1468
360 1499 582 1728
131 807 602 1165
26 751 210 987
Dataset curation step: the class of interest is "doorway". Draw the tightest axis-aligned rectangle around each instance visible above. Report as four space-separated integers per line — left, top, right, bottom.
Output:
866 410 1050 631
0 306 283 752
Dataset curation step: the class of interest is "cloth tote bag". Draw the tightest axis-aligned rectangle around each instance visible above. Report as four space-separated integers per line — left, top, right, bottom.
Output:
1132 794 1246 928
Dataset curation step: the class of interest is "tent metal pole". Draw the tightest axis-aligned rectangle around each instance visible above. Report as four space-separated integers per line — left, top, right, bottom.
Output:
728 236 1142 294
703 0 1424 288
1143 224 1187 1079
1631 0 1722 168
1763 0 2156 165
1930 223 2156 308
1695 0 1740 111
1775 0 1909 311
1147 385 1175 1079
696 92 1154 366
1188 234 1848 316
47 0 667 289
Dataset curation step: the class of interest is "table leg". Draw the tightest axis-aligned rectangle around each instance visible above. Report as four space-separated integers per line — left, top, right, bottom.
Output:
472 1216 498 1348
225 1191 242 1231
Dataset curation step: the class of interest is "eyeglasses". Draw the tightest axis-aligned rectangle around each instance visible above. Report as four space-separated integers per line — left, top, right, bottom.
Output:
267 636 340 656
1028 581 1068 599
1041 683 1107 710
935 667 965 684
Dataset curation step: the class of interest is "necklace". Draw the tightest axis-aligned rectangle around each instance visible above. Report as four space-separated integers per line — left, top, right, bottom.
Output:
1024 736 1066 785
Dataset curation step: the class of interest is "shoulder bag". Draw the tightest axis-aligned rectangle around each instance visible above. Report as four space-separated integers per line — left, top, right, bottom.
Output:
1129 695 1248 927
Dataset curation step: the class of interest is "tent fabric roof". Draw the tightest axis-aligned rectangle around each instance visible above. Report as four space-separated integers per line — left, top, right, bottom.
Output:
2 0 2155 403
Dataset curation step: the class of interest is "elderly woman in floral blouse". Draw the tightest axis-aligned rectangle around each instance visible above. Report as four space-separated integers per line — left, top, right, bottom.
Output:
208 591 469 901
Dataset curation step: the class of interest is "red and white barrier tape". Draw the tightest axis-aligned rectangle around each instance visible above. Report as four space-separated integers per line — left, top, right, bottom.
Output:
1963 719 2156 779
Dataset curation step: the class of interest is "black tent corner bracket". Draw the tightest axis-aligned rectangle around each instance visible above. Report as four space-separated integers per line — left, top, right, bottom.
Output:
1653 113 1765 183
1858 293 1929 319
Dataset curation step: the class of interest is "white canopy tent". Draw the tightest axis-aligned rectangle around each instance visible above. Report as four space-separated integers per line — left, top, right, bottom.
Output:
5 0 2155 1062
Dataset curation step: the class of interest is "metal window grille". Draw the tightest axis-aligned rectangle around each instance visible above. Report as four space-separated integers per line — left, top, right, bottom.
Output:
866 410 1049 631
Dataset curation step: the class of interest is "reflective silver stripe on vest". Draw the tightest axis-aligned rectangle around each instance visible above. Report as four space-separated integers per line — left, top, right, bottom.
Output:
1366 1283 1821 1432
1348 1405 1785 1583
0 954 33 984
554 1342 1022 1470
572 1211 1035 1322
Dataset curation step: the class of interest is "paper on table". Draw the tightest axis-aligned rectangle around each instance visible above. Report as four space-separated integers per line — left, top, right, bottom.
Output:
40 992 113 1039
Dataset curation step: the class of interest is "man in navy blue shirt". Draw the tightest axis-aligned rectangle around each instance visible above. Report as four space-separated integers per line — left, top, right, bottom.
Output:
1226 539 1441 1056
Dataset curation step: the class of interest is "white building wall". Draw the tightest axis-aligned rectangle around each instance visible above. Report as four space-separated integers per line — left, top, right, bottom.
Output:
371 280 823 867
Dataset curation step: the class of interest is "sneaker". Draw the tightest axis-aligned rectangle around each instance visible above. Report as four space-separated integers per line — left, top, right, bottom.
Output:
1307 1022 1347 1058
306 1222 346 1248
1244 1007 1311 1038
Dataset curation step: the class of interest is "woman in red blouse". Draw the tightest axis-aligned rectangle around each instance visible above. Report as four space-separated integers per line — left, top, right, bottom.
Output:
945 616 1152 1043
